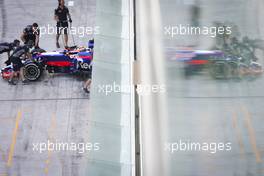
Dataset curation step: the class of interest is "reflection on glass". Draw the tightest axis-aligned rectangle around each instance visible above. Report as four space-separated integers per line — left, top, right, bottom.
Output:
160 0 264 175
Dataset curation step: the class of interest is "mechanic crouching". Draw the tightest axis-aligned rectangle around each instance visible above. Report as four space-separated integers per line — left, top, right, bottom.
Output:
8 41 33 85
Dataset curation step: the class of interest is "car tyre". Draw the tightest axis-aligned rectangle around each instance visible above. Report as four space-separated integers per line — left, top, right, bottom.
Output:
24 62 42 81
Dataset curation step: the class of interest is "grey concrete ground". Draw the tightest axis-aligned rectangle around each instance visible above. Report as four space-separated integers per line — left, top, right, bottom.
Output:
161 0 264 175
2 0 264 176
0 0 96 175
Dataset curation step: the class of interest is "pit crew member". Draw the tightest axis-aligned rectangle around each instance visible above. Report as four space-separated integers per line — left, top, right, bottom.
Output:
21 23 40 48
0 39 20 65
54 0 72 48
8 42 33 85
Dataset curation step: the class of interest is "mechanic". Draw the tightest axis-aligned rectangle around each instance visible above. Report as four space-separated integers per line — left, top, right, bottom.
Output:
21 23 40 48
83 70 92 93
88 38 94 51
0 39 20 65
83 39 94 94
8 41 33 85
54 0 72 48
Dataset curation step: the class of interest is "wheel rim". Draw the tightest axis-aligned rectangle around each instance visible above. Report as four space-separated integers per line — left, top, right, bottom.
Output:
212 63 225 78
24 64 40 81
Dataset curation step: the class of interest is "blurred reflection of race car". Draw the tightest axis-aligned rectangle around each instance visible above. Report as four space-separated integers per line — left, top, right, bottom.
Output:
1 46 93 81
167 49 223 75
167 48 263 79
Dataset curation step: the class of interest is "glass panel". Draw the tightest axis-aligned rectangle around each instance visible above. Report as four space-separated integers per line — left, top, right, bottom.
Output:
159 0 264 175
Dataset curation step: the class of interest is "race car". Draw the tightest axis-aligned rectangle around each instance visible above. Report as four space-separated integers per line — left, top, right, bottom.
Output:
1 46 93 81
166 48 224 75
166 48 263 79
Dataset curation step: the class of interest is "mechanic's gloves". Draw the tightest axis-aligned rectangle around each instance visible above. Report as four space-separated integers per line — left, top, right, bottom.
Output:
69 18 72 23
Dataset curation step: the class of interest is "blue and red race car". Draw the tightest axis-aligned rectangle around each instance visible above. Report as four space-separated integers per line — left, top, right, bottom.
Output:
166 47 263 78
167 48 223 64
166 48 224 75
1 46 93 81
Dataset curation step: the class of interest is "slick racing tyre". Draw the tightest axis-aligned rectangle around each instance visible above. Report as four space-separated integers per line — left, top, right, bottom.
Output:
24 62 42 81
228 61 241 79
210 61 231 79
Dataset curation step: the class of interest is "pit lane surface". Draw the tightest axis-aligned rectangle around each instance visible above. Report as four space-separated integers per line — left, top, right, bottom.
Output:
0 0 96 175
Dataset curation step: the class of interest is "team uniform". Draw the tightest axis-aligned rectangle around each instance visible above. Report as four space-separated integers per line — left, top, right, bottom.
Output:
55 6 70 35
0 42 14 54
10 45 30 71
87 39 94 79
0 42 19 65
23 25 39 46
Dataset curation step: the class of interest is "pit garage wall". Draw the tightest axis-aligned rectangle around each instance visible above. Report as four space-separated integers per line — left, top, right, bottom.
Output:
86 0 134 176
